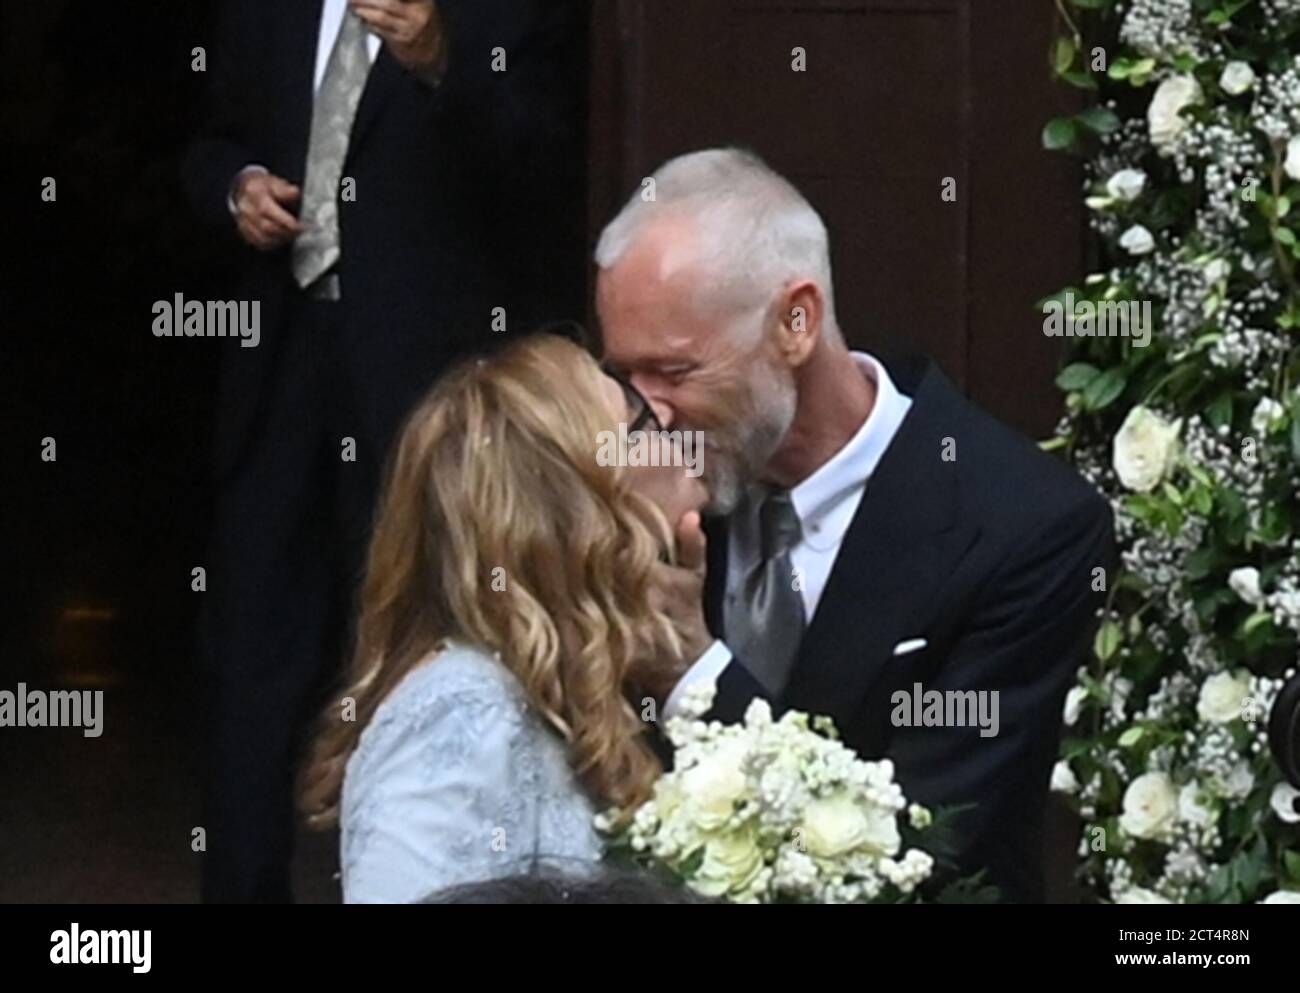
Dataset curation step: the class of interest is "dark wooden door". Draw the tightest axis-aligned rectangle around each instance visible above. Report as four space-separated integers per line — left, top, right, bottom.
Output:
588 0 1084 438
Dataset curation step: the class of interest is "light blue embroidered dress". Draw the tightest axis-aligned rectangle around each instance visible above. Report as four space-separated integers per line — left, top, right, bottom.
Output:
340 641 603 903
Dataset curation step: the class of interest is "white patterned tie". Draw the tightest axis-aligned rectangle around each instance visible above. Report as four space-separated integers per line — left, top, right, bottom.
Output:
292 12 373 288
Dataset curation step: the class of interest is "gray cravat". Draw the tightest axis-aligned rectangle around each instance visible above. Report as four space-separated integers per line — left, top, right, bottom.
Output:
291 12 372 288
725 488 808 697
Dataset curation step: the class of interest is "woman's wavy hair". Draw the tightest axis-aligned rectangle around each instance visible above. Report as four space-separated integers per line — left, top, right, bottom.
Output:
299 333 681 828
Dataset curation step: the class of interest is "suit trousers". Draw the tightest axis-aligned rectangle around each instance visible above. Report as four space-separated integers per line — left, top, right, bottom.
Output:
197 284 381 902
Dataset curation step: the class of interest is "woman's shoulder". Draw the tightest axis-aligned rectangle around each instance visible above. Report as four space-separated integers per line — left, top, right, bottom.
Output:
356 641 528 746
389 640 524 709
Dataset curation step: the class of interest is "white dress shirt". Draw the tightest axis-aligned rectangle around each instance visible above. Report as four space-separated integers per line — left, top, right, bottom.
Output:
663 352 913 718
315 0 382 92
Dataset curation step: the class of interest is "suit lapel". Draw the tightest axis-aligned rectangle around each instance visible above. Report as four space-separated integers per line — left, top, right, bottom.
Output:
348 48 404 160
781 358 980 729
280 1 326 183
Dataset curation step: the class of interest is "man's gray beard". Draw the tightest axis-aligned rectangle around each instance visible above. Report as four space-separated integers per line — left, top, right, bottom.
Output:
704 373 798 516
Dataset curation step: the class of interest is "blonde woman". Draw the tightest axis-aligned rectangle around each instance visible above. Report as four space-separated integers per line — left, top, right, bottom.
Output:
299 333 705 903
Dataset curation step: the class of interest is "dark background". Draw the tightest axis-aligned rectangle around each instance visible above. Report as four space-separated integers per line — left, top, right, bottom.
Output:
1 0 1083 902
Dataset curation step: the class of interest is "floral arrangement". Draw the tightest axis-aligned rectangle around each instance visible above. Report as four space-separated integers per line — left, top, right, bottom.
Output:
1044 0 1300 903
596 683 959 903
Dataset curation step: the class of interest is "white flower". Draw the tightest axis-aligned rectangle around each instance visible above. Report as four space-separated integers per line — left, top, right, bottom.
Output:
801 792 900 859
1219 61 1256 96
1120 224 1156 255
679 738 750 831
1148 75 1201 151
1178 783 1215 830
1064 685 1088 726
1116 887 1172 904
1228 567 1264 607
1113 406 1181 492
1251 397 1286 436
1220 762 1255 801
1270 782 1300 824
907 803 932 830
1287 136 1300 183
1197 670 1252 724
1203 258 1231 284
690 828 764 898
1119 772 1179 840
1052 760 1080 794
1261 890 1300 904
1106 168 1147 202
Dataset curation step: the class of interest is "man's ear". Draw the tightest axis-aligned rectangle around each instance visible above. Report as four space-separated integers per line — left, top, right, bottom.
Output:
777 280 823 367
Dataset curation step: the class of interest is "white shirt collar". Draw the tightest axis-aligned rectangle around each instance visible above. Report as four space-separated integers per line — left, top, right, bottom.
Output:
789 352 912 551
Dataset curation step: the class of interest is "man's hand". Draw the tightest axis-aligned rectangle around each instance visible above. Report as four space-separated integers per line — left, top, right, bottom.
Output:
232 171 304 251
350 0 446 74
635 511 715 702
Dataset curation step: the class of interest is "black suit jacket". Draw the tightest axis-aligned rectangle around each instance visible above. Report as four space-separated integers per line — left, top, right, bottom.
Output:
183 0 585 476
701 354 1115 903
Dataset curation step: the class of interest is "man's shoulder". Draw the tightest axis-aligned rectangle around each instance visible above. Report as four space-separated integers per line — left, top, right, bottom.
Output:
892 355 1111 536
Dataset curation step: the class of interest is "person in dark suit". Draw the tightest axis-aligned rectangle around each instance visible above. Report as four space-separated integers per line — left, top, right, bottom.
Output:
595 148 1115 903
183 0 585 902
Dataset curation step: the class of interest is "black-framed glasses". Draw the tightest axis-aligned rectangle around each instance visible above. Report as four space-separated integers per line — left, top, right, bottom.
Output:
600 363 662 434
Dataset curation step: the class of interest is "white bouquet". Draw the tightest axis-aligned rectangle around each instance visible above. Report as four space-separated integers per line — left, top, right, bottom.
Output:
597 682 967 904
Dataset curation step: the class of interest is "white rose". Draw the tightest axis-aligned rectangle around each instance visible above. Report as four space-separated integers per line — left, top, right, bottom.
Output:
1287 136 1300 182
1251 397 1286 436
1106 168 1147 202
1052 760 1080 794
1228 566 1264 606
1119 772 1179 840
1178 783 1215 830
1148 75 1202 151
1270 782 1300 824
1261 890 1300 904
1064 685 1088 726
1197 670 1252 724
801 791 900 859
1219 61 1256 96
690 828 765 898
1113 406 1181 492
680 740 750 831
1116 887 1173 904
1119 224 1156 255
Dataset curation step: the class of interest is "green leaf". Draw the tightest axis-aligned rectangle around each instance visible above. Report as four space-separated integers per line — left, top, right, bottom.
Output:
1095 620 1123 662
1277 227 1296 246
1053 37 1076 75
1207 392 1234 431
1042 117 1078 151
1242 610 1273 636
1082 368 1127 411
1117 726 1144 748
1277 196 1292 219
1077 107 1121 134
1284 851 1300 884
1056 362 1101 391
1184 546 1217 580
1061 70 1099 91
